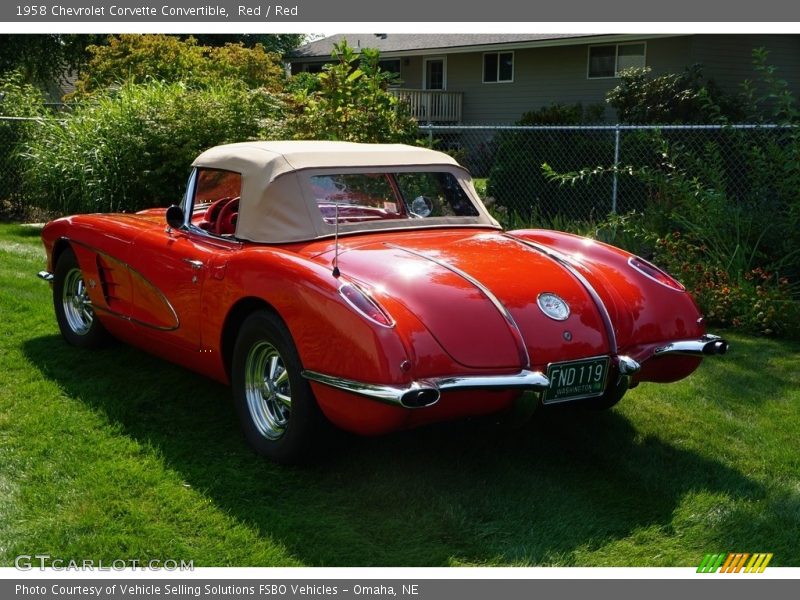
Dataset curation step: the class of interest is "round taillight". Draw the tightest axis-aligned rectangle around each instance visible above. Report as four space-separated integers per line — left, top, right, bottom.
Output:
628 256 685 291
339 283 394 327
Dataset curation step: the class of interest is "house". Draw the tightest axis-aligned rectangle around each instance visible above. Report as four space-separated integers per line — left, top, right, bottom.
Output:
290 34 800 123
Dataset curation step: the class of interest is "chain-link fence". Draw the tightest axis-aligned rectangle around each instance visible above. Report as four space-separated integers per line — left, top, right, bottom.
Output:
421 123 795 224
1 117 794 225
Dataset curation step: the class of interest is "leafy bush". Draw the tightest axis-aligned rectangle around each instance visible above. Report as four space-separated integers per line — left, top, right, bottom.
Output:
285 41 417 143
0 71 45 215
586 213 799 336
72 35 285 96
654 232 799 336
607 65 743 123
487 103 609 221
24 81 281 214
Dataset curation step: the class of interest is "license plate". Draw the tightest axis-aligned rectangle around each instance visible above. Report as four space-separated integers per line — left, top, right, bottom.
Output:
544 356 610 404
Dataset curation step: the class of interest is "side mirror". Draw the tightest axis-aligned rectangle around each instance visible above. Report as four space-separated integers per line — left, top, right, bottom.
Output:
166 205 185 229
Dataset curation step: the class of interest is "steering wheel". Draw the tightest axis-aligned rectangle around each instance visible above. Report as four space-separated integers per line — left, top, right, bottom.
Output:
215 197 240 235
410 196 433 218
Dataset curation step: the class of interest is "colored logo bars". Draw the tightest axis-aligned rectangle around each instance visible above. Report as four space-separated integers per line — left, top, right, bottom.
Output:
697 553 773 573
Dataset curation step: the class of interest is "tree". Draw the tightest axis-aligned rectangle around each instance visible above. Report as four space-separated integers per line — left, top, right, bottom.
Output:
286 40 417 143
183 34 305 57
0 34 103 87
606 65 743 124
72 35 286 96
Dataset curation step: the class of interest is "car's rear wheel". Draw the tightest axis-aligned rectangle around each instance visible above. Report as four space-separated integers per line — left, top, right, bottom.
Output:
231 310 327 463
53 247 110 348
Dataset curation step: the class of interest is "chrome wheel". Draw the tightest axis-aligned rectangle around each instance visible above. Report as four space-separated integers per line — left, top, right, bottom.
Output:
244 341 292 440
61 267 93 336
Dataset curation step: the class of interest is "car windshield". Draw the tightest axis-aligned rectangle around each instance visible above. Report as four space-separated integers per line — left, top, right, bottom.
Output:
310 171 480 225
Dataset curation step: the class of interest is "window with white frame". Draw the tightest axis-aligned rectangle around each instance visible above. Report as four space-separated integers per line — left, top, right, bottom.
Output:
483 51 514 83
588 43 646 78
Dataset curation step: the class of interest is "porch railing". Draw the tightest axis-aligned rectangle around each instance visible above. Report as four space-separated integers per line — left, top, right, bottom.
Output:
391 89 463 123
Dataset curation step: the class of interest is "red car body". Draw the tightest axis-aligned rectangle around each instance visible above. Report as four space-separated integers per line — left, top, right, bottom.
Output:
39 141 727 462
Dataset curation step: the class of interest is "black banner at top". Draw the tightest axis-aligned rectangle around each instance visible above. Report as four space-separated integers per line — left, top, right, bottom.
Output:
2 0 800 22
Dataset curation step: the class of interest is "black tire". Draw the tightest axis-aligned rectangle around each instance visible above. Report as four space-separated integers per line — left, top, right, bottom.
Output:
231 310 328 463
53 247 110 349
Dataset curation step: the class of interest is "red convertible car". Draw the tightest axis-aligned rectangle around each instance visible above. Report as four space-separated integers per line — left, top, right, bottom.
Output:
38 141 728 462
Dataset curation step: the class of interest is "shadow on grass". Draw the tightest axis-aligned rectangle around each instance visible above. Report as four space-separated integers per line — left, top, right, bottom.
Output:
24 334 764 566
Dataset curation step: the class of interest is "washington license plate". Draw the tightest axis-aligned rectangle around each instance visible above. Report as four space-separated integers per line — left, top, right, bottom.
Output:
544 356 610 404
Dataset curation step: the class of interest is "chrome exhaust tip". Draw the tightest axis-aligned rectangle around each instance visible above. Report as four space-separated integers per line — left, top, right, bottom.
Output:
704 340 729 355
399 387 440 409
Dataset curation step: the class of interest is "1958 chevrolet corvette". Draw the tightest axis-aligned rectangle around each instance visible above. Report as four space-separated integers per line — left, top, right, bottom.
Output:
38 141 728 462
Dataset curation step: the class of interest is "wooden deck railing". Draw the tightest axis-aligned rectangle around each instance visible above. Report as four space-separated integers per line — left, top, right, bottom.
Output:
391 89 463 123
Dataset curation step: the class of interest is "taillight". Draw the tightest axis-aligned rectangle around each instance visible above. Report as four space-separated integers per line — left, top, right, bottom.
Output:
338 283 394 327
628 256 685 291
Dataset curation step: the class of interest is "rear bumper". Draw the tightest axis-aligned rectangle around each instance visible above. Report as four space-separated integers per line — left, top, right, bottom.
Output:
653 334 729 358
302 369 550 409
303 334 729 411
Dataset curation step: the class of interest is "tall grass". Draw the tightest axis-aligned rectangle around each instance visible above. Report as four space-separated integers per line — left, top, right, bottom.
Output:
23 81 281 215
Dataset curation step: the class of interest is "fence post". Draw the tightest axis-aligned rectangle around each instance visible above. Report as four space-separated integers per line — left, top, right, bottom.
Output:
427 125 433 146
611 125 620 214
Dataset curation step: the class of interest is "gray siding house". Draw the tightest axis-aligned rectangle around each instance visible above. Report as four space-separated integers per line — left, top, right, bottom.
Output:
290 34 800 123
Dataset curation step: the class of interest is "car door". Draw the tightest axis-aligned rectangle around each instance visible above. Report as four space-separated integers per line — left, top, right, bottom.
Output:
125 167 242 353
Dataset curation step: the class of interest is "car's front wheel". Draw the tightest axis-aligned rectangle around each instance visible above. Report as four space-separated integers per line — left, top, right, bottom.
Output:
231 310 328 463
53 247 110 348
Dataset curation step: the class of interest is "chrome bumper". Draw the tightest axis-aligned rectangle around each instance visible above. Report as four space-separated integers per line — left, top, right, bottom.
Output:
302 369 551 409
654 334 729 358
37 270 54 282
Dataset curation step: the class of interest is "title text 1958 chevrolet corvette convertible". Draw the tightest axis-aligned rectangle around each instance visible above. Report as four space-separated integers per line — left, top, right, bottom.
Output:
38 141 728 462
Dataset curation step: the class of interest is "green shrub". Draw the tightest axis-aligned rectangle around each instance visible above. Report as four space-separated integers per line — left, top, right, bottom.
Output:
580 212 799 337
285 41 417 143
72 35 285 96
0 71 45 215
607 65 743 124
487 103 609 222
654 232 799 337
24 81 281 214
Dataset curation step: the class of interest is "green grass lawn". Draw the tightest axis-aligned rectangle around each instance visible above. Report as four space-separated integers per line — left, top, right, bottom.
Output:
1 222 798 567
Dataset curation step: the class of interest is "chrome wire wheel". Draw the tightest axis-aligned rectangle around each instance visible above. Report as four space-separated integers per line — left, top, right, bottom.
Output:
61 267 93 336
244 341 292 441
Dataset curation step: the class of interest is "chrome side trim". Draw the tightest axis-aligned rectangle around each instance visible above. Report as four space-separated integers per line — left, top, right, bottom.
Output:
37 270 54 282
503 235 619 355
654 334 729 357
385 243 531 368
90 305 180 332
302 369 550 409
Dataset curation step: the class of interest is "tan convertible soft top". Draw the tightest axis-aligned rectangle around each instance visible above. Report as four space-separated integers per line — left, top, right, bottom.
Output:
191 141 499 243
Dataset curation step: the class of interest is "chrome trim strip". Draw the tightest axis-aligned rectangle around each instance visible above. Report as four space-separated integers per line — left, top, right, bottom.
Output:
338 282 396 328
432 370 550 392
37 270 54 282
385 243 531 369
503 234 619 355
302 369 550 409
91 304 180 332
654 334 729 357
627 256 685 291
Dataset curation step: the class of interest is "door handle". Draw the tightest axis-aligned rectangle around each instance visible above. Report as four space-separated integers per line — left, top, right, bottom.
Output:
183 259 204 270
